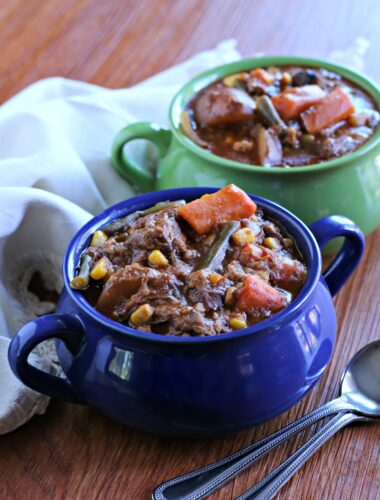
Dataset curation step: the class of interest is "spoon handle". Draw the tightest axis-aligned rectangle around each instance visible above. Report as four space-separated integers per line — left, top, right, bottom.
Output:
236 412 362 500
152 399 351 500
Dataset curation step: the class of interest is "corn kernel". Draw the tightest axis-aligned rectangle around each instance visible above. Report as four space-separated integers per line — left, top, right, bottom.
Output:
130 304 154 326
301 134 315 145
70 276 89 290
90 230 108 247
104 267 115 282
264 237 281 250
284 237 294 248
229 316 247 330
281 72 292 85
209 273 223 286
223 73 245 88
232 228 255 246
148 250 169 268
90 257 109 280
225 286 237 305
201 194 211 199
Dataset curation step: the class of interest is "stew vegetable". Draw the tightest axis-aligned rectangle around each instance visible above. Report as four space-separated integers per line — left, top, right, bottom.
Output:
71 185 307 336
182 66 380 167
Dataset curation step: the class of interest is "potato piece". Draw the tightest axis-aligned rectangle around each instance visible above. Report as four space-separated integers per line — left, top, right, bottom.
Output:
256 125 283 166
97 272 142 314
194 86 255 127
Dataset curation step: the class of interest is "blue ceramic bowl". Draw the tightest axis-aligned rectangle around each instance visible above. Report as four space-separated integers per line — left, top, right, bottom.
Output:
8 188 364 437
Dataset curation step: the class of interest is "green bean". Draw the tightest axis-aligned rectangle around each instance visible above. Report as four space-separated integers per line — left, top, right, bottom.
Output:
256 95 286 130
143 199 185 215
102 200 186 234
196 220 240 271
70 253 92 290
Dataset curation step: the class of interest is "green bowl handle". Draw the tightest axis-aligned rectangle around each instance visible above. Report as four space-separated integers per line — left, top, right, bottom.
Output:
111 122 172 192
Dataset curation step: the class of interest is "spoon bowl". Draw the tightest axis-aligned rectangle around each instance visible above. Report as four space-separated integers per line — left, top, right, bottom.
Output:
340 340 380 417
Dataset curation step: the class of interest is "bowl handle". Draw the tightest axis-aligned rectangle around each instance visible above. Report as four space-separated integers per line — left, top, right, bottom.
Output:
8 314 86 404
309 215 365 297
111 122 172 192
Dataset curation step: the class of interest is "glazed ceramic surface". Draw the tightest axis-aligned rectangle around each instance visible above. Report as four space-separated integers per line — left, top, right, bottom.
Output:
112 56 380 235
8 188 365 437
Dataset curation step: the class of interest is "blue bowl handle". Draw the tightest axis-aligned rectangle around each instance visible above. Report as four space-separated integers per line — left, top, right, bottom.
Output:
8 314 86 404
309 215 365 297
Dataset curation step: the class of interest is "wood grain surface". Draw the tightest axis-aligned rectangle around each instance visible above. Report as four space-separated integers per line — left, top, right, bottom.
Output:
0 0 379 499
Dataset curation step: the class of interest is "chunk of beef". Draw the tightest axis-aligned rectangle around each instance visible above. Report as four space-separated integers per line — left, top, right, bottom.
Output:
101 237 133 267
238 243 306 295
97 263 184 321
127 207 188 255
225 260 247 282
186 270 229 311
312 135 358 159
167 307 230 336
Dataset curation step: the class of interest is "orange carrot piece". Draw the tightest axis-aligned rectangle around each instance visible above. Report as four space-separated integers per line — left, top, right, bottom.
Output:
301 87 355 133
178 184 256 235
237 274 287 313
271 85 326 120
250 68 273 85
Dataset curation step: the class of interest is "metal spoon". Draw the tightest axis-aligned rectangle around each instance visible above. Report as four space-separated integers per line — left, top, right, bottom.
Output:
153 340 380 500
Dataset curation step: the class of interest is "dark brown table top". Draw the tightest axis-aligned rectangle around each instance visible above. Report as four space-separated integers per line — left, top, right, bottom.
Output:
0 1 379 498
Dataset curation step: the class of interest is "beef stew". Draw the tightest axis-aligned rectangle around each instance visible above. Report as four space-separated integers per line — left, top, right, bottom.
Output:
71 185 307 336
183 66 380 167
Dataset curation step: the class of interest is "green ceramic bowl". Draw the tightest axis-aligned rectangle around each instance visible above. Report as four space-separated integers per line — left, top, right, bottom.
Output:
112 56 380 235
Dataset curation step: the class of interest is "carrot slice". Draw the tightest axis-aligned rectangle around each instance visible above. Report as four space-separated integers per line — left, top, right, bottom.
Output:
271 85 326 120
237 274 287 313
301 87 355 133
178 184 256 235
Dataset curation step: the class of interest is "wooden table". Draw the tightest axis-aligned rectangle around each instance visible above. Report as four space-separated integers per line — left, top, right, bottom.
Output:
0 0 379 498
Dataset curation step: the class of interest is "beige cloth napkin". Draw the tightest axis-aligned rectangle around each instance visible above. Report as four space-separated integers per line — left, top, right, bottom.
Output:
0 40 241 434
